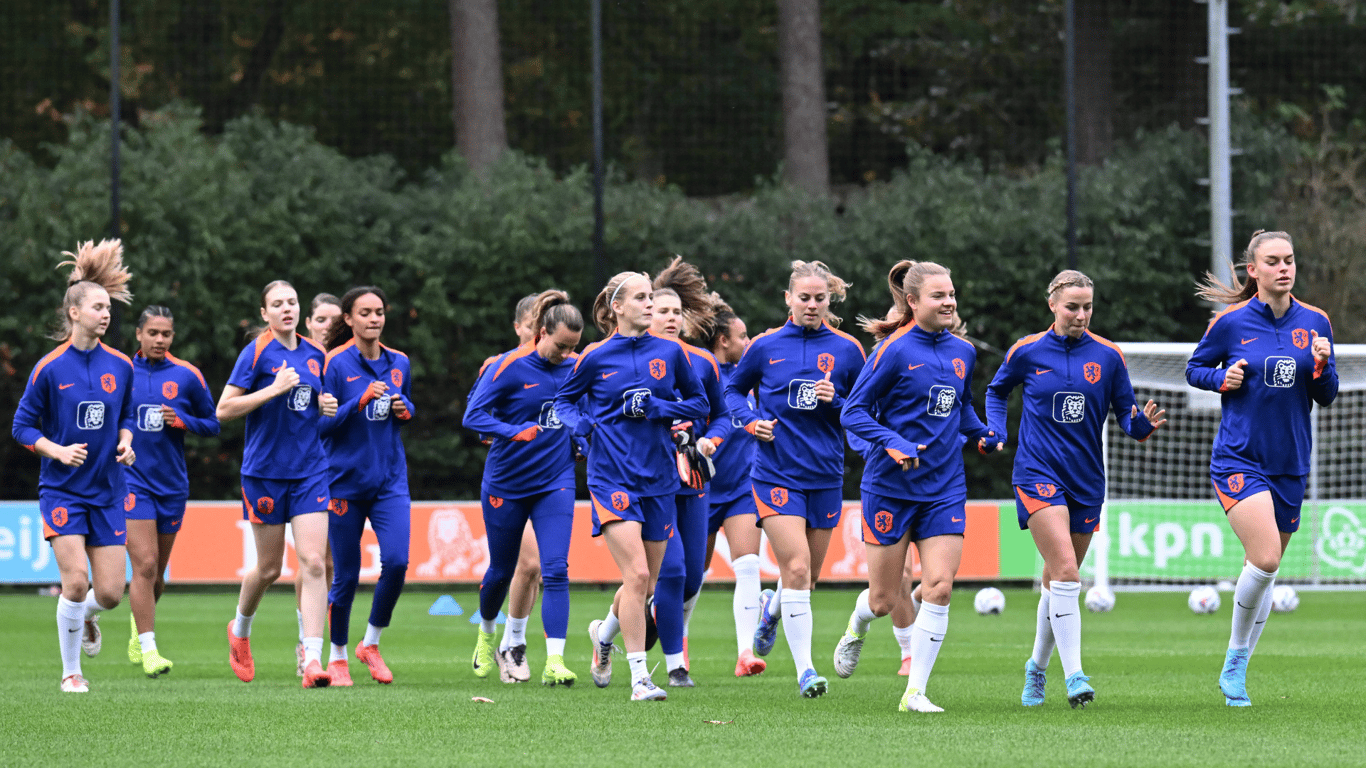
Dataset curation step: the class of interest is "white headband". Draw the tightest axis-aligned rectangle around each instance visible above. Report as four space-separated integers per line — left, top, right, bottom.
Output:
609 273 641 306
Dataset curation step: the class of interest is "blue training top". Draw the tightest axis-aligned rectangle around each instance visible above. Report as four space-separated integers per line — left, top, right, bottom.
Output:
124 351 220 499
320 340 415 499
226 333 329 480
709 362 757 503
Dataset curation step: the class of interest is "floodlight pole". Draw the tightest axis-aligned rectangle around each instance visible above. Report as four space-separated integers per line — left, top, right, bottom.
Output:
591 0 606 290
1198 0 1235 288
1064 0 1077 271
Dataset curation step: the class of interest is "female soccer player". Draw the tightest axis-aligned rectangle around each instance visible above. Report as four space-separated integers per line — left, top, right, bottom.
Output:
834 260 998 712
984 270 1165 708
12 239 136 693
649 258 730 686
1186 230 1336 707
463 290 584 687
219 280 339 688
318 286 415 686
556 271 707 701
724 260 865 698
124 306 221 678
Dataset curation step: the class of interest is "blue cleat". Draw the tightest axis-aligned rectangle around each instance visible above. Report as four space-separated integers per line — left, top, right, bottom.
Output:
1065 671 1094 709
753 589 780 657
1021 659 1046 706
798 669 828 698
1219 647 1251 707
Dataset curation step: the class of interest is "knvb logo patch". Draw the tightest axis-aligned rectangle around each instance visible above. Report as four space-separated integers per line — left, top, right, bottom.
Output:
137 404 165 432
1084 361 1102 384
1292 328 1310 349
77 401 105 430
1053 392 1086 424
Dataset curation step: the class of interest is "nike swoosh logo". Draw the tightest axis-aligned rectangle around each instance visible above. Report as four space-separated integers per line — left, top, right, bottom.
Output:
58 383 76 390
1084 517 1097 523
1237 601 1254 609
951 517 962 522
1291 517 1299 524
826 512 838 518
743 607 759 610
1241 337 1258 344
908 363 925 371
789 612 808 618
601 371 618 379
114 530 125 536
929 637 942 643
271 365 282 373
1035 369 1052 375
1054 613 1074 618
769 358 785 365
68 628 80 633
347 375 362 382
523 383 540 389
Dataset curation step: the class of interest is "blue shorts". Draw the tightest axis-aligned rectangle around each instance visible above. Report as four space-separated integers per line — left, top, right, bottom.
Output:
1014 483 1102 534
1211 468 1306 533
240 475 330 525
707 492 757 535
861 491 966 545
40 492 126 546
752 481 842 530
124 488 187 535
588 487 675 541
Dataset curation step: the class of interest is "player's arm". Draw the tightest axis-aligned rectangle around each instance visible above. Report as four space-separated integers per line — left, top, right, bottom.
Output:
1309 323 1338 406
840 350 921 463
724 340 764 432
167 371 222 436
983 345 1026 443
392 361 415 421
463 366 537 441
697 364 734 451
1110 357 1159 441
115 365 137 465
1185 321 1237 392
956 358 998 452
645 348 707 421
217 350 297 422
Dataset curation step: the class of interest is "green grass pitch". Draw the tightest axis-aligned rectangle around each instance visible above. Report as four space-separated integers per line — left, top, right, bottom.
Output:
2 587 1362 767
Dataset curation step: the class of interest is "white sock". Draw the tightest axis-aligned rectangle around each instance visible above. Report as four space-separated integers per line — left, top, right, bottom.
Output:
297 609 305 643
781 588 813 674
682 593 700 637
600 609 621 644
907 602 949 693
329 643 347 663
731 554 761 654
546 637 566 657
910 589 921 617
82 591 105 619
1049 581 1083 677
57 596 84 677
506 616 528 647
480 618 497 635
233 610 254 639
138 632 157 654
1030 590 1055 669
627 651 649 683
666 651 686 671
362 623 383 647
767 579 784 620
302 637 324 666
1246 580 1276 656
893 624 914 660
1230 563 1277 649
852 588 878 634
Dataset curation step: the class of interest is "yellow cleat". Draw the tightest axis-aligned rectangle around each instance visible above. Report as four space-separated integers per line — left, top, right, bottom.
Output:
128 614 142 664
541 654 578 687
471 630 496 678
142 648 173 678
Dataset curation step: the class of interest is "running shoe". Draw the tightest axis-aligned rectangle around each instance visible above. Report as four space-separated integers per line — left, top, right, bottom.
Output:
644 596 658 652
797 669 828 698
356 643 393 684
296 643 305 677
471 629 497 678
141 648 173 678
588 619 616 688
898 656 912 676
301 659 332 689
1066 671 1094 709
61 674 89 693
832 615 866 678
327 659 354 687
630 677 667 701
128 613 141 664
667 667 695 688
497 644 531 683
735 648 767 677
753 589 779 657
227 621 254 682
1022 658 1047 706
899 687 944 713
82 613 101 657
541 655 578 687
1219 647 1251 707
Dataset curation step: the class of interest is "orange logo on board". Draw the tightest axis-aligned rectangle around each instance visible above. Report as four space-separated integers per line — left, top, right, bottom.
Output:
817 353 835 374
307 359 321 377
256 497 275 516
611 492 630 511
162 381 178 399
1035 483 1057 498
1292 328 1310 349
1228 473 1245 494
330 499 349 516
874 510 894 534
1084 362 1102 384
952 358 966 379
488 496 503 509
649 359 667 380
770 487 789 507
391 369 403 387
51 507 68 527
100 373 116 393
124 493 136 512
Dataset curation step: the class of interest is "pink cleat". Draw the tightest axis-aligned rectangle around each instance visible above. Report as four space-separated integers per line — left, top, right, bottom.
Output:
356 643 393 684
227 622 254 683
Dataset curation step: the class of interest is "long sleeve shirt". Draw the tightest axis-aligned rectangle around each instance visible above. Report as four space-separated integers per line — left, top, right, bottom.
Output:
124 351 220 498
226 333 329 480
709 362 757 503
320 340 414 499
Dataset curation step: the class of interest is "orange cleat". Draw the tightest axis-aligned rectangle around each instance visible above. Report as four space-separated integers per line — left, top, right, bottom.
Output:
327 659 353 687
682 637 690 671
734 648 767 677
227 621 254 683
899 656 912 676
356 643 393 684
301 659 332 689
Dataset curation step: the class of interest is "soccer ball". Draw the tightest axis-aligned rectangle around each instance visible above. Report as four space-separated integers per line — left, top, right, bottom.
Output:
1084 585 1115 613
974 587 1005 615
1188 585 1221 614
1271 584 1299 613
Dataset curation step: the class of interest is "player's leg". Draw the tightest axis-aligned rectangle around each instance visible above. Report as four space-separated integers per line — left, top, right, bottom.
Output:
1028 505 1092 708
126 518 159 664
355 494 409 684
1247 531 1292 657
503 521 541 658
529 489 575 686
1221 491 1280 706
229 521 286 682
890 562 919 675
761 510 823 695
292 509 332 688
836 495 910 679
325 499 366 686
601 520 666 699
677 492 709 670
721 511 765 676
52 534 93 691
476 495 529 680
654 524 690 686
901 534 961 713
137 523 180 678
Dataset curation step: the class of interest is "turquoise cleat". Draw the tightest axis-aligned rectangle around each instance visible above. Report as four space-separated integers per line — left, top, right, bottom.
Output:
1066 671 1095 709
798 668 828 698
1219 647 1251 707
1022 658 1047 706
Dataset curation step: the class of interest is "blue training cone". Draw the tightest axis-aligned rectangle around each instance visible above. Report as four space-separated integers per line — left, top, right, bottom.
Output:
469 610 506 625
428 595 464 616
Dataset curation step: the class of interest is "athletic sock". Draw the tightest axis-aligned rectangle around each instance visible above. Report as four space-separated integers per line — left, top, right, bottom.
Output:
781 589 814 673
81 591 105 619
329 643 347 663
57 596 84 677
297 609 305 643
480 618 497 635
546 637 566 657
302 637 323 666
666 651 686 671
1049 581 1083 677
767 579 784 620
362 623 383 647
893 624 914 660
506 616 528 647
1031 589 1055 669
910 589 921 617
138 632 157 654
851 588 878 634
1230 563 1277 649
232 610 254 639
907 602 949 693
681 593 700 637
1246 580 1276 656
600 609 621 644
627 651 648 683
731 554 761 654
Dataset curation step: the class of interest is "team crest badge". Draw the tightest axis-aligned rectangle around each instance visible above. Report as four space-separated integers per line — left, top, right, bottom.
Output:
256 497 275 516
1292 329 1309 349
817 353 835 374
391 368 403 387
874 510 893 534
487 497 502 510
52 507 68 526
649 359 667 380
770 487 789 507
952 358 966 379
1035 483 1057 498
124 493 136 512
101 373 116 393
308 359 321 377
1084 362 1102 384
331 499 349 515
162 381 178 399
611 492 630 511
1228 474 1244 494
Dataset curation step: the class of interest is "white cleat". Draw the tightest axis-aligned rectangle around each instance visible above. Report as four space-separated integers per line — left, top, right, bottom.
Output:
82 614 102 657
497 644 531 683
833 616 866 679
588 620 617 688
899 688 944 713
630 677 667 701
61 674 89 693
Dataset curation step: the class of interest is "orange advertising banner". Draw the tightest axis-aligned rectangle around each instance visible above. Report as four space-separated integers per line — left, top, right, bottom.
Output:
165 500 1003 584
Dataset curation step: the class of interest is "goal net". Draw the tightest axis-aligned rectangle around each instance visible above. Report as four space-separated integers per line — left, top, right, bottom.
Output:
1087 342 1366 591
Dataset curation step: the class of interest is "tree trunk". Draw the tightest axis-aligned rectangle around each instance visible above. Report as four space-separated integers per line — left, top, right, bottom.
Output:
450 0 507 177
1074 0 1112 165
777 0 829 196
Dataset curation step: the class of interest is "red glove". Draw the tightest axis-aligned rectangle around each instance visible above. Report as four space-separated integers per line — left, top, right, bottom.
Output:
510 425 540 442
358 381 387 409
